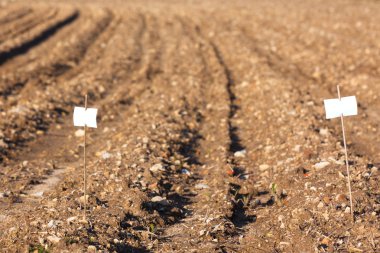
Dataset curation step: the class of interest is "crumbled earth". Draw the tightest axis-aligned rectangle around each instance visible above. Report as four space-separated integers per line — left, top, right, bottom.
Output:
0 0 379 252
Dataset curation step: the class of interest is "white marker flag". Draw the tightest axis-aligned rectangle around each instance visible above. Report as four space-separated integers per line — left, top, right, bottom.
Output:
323 96 357 119
73 107 98 128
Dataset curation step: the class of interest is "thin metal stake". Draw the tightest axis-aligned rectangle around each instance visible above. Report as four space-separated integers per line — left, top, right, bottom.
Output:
337 85 354 221
83 94 88 220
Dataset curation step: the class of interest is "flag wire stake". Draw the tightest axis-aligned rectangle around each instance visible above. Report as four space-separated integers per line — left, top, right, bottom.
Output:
84 94 87 220
337 85 354 221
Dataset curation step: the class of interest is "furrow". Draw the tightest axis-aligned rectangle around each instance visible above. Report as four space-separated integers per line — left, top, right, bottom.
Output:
0 9 113 100
208 41 252 230
0 8 79 65
0 7 32 25
0 8 58 44
157 15 248 252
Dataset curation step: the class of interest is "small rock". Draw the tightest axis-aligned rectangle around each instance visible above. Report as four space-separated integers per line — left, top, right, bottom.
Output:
322 196 330 205
319 128 329 136
321 237 330 245
148 182 159 192
67 216 77 223
47 220 59 229
150 163 165 173
239 81 249 87
226 167 235 176
79 219 89 224
79 195 89 204
322 212 329 221
181 169 191 175
311 197 319 204
329 157 344 165
234 150 246 158
88 245 97 252
314 161 330 170
195 183 209 189
335 194 347 203
259 164 270 171
0 139 8 148
238 185 251 195
151 196 170 206
344 207 351 213
257 195 273 205
371 167 378 174
348 247 363 253
47 235 61 244
279 241 290 247
31 191 44 197
317 202 324 209
75 129 85 137
101 151 112 160
293 145 301 152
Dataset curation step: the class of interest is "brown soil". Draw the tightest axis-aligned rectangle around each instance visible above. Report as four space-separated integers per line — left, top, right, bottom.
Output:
0 0 379 252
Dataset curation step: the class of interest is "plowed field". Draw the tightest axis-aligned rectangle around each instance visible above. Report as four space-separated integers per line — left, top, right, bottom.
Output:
0 0 380 252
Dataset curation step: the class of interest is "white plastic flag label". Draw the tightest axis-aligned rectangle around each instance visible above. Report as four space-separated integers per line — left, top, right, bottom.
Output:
73 107 98 128
323 96 357 119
